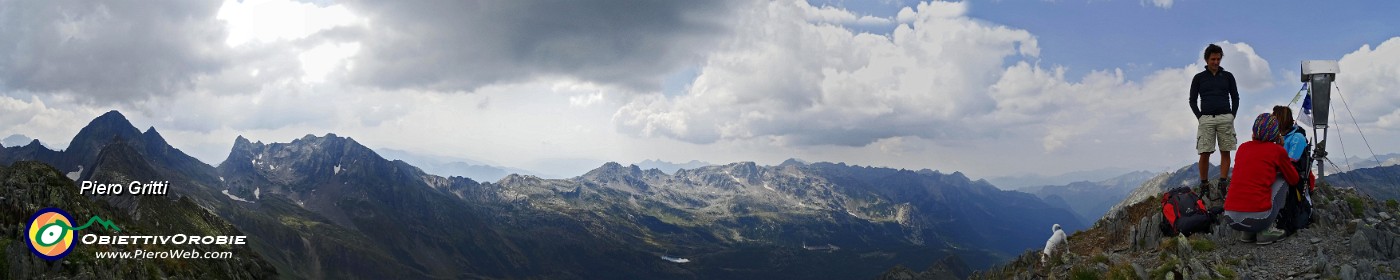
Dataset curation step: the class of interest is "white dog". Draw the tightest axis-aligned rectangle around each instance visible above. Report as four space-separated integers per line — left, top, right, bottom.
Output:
1041 224 1067 264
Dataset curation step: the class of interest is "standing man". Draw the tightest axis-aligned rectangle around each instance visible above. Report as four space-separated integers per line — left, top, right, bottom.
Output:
1190 43 1240 200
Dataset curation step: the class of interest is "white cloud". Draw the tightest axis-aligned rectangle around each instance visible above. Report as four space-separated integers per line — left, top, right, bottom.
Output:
1336 37 1400 129
616 1 1042 146
298 42 362 83
1214 41 1275 91
801 3 895 26
569 92 605 108
0 95 106 149
1377 110 1400 129
217 0 364 47
612 0 1281 174
1146 0 1174 9
217 0 367 86
874 136 922 155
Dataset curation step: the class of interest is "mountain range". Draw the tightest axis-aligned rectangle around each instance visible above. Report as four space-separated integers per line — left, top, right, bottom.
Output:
1 134 31 147
0 110 1088 279
1022 171 1157 229
987 167 1137 190
1326 164 1400 201
1328 153 1400 173
632 159 714 174
373 148 538 182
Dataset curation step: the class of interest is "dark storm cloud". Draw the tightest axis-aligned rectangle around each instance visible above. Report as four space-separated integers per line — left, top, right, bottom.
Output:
0 0 231 104
340 0 741 92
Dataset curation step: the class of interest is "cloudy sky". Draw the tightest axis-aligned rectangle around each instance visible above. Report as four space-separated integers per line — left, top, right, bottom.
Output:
2 0 1398 181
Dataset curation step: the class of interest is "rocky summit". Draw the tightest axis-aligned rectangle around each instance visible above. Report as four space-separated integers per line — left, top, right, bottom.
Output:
954 182 1400 280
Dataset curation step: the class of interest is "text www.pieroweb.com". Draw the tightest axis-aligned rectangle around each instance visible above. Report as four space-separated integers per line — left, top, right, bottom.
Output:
95 250 233 259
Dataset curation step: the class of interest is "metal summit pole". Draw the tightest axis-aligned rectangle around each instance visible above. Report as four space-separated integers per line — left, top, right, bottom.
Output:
1301 60 1338 179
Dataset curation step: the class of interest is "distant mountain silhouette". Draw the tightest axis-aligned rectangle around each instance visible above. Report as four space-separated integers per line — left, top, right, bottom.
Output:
1 133 32 147
1328 164 1400 201
634 159 713 174
988 167 1136 190
1025 171 1156 228
1328 153 1400 173
374 147 538 182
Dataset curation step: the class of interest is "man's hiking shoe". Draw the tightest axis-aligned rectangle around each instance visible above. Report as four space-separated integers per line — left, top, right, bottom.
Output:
1217 177 1231 198
1238 231 1257 244
1256 228 1287 245
1199 181 1215 200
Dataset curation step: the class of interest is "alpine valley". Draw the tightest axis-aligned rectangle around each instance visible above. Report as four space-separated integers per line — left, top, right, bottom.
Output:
0 111 1088 279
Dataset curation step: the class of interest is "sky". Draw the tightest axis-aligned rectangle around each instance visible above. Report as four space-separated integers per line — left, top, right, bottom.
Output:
1 0 1398 181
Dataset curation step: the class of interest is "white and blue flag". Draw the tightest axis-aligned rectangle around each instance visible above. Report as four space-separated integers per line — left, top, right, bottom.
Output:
1298 91 1314 127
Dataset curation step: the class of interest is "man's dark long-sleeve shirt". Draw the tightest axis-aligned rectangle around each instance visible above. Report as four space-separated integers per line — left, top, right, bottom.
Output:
1189 66 1240 118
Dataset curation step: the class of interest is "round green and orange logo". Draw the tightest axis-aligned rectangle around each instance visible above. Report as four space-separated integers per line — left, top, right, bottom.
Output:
27 208 76 261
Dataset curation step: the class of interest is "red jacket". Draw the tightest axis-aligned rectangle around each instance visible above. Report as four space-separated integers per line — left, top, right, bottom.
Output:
1224 140 1300 212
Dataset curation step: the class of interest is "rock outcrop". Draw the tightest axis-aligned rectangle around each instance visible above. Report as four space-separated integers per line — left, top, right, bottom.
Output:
963 183 1400 280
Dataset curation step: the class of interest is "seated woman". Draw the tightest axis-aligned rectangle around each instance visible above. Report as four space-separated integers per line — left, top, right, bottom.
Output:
1274 105 1315 190
1223 112 1300 245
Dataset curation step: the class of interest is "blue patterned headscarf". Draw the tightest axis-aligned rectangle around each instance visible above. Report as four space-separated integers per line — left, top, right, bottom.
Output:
1252 113 1281 142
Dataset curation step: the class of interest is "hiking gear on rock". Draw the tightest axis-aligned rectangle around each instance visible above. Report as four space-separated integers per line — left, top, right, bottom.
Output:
1278 174 1315 232
1277 131 1317 232
1160 187 1217 236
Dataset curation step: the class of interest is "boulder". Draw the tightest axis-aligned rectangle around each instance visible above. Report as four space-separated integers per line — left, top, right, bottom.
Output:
1351 226 1400 260
1188 258 1210 279
1338 264 1355 280
1131 263 1148 280
1130 215 1164 251
1351 229 1376 258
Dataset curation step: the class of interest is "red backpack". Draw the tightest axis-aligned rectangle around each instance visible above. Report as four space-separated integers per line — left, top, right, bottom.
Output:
1159 187 1218 236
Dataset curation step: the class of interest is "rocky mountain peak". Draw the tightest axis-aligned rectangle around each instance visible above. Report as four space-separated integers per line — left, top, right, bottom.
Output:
224 135 264 165
78 111 140 138
497 173 543 186
964 183 1400 280
1 134 31 147
721 161 761 180
584 161 643 178
142 126 168 147
94 110 132 125
68 110 143 158
779 158 808 167
949 171 969 181
233 135 252 147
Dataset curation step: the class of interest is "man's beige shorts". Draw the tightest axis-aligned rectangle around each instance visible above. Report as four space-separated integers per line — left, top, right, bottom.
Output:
1197 114 1237 154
